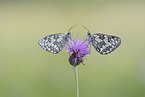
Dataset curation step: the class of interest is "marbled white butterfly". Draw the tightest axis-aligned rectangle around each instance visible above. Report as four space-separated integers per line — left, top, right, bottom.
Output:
38 26 76 54
83 26 121 55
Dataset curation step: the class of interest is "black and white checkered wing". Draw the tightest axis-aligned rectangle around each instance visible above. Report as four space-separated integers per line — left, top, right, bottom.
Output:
38 33 70 54
89 33 121 55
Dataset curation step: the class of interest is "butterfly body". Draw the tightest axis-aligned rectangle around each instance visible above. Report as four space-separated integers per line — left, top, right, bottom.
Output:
38 32 71 54
87 32 121 55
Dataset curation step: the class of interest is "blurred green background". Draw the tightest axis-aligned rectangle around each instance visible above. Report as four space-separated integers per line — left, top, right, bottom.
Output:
0 0 145 97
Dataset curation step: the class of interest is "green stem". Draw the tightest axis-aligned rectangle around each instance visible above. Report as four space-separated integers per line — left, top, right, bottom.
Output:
74 67 79 97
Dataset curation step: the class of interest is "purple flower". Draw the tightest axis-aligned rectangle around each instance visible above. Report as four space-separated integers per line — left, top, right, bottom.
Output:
66 36 90 67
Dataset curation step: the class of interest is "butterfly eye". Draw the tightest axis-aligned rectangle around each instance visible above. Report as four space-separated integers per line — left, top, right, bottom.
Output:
67 32 71 36
87 32 91 36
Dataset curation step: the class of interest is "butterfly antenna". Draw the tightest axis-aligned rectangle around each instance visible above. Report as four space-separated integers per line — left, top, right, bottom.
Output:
82 25 90 32
68 25 77 32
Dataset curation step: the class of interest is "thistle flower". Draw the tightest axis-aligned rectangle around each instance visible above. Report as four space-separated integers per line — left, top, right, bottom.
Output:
66 36 90 67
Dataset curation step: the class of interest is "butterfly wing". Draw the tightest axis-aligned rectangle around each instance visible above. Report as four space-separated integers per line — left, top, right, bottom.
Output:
38 33 69 54
91 33 121 55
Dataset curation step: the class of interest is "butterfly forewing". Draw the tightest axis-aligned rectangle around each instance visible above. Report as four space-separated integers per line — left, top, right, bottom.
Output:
38 33 69 54
91 33 121 55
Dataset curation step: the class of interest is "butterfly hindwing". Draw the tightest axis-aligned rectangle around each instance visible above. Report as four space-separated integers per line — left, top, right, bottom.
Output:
38 33 70 54
89 33 121 55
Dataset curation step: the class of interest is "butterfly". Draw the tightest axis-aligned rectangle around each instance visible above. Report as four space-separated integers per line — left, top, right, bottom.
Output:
38 26 76 54
83 26 121 55
87 32 121 55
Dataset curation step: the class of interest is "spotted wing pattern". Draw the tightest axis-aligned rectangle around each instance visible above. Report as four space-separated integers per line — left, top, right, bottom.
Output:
38 33 69 54
91 33 121 55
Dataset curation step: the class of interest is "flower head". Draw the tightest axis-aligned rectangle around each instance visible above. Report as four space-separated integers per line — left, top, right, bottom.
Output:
66 36 90 67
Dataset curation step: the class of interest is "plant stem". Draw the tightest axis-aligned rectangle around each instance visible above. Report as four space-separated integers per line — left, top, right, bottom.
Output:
74 67 79 97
